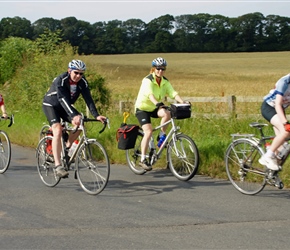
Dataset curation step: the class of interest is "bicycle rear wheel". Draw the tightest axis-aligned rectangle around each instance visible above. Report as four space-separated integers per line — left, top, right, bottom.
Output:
167 133 199 181
125 132 147 175
0 130 11 174
36 136 61 187
76 139 110 195
225 138 266 195
39 124 51 140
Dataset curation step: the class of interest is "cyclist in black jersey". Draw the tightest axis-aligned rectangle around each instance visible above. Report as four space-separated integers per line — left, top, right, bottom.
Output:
42 59 106 178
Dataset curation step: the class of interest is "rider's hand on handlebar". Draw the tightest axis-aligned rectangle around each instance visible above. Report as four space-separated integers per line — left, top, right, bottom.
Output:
96 115 107 124
72 115 82 127
284 122 290 132
156 102 165 108
2 113 7 119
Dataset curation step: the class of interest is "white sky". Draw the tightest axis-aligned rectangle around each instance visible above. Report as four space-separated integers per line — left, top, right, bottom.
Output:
0 1 289 24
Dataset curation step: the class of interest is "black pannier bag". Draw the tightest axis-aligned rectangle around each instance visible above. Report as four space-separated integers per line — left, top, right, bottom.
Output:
170 103 191 119
116 124 140 150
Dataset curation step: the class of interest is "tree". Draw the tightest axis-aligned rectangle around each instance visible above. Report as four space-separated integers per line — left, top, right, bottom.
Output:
0 16 33 40
231 12 265 52
32 17 62 40
122 19 146 53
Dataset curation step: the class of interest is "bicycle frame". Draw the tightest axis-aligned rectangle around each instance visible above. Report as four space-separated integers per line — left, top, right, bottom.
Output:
147 118 181 164
60 119 99 169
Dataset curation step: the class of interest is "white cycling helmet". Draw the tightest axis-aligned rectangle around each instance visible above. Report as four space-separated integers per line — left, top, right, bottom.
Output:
152 57 167 67
68 59 86 71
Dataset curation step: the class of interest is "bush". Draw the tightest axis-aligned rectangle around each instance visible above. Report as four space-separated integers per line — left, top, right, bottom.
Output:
0 37 34 84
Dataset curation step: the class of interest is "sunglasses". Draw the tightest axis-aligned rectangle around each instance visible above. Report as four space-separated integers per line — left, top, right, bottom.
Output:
156 68 166 71
73 71 84 76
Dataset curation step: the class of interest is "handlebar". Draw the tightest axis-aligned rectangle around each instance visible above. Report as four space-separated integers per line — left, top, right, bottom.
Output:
0 114 14 127
71 116 109 134
83 116 109 134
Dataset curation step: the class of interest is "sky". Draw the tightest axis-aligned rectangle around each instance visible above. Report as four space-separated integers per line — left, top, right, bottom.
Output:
0 1 289 24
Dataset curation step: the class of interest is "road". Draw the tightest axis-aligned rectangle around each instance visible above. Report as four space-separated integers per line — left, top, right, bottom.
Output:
1 144 290 249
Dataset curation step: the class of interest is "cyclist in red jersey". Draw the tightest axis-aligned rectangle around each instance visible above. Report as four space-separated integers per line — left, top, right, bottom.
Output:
0 94 8 119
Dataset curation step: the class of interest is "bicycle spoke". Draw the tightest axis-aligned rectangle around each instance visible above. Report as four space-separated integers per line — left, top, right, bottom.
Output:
225 139 266 195
0 131 11 174
36 136 60 187
167 133 199 181
76 140 110 195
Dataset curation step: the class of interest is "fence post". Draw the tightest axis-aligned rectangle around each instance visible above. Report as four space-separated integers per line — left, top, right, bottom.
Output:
227 95 236 116
119 101 125 114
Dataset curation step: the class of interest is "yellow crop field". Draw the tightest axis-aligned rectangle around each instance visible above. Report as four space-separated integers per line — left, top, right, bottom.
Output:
81 52 290 100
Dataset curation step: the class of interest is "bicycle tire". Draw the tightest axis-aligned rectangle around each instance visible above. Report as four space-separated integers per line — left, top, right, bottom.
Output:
0 130 11 174
36 136 61 187
76 139 110 195
167 133 199 181
39 124 51 140
125 132 147 175
225 138 266 195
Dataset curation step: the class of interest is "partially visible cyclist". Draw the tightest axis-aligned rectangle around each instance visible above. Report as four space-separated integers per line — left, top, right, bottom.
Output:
134 57 186 171
259 73 290 171
42 59 106 178
0 94 8 119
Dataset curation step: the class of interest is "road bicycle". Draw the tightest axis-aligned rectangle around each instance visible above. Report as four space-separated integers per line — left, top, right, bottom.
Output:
225 122 287 195
125 108 200 181
36 115 110 195
0 114 14 174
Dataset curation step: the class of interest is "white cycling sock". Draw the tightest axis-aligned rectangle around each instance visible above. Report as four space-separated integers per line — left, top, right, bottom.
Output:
141 155 146 162
265 149 275 158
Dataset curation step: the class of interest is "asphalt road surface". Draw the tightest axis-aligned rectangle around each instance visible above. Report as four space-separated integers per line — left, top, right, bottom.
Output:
1 144 290 249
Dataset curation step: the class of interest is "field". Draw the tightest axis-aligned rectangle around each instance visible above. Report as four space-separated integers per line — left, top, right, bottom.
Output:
82 52 290 99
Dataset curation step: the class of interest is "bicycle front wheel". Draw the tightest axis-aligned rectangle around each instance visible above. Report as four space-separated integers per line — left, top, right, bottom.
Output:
36 136 61 187
167 133 199 181
76 140 110 195
125 132 147 175
0 130 11 174
225 138 266 195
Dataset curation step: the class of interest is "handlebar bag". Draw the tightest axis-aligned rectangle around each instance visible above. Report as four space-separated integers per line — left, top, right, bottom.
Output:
170 103 191 119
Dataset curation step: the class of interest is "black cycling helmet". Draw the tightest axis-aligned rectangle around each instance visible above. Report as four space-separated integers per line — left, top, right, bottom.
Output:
68 59 86 71
152 57 167 67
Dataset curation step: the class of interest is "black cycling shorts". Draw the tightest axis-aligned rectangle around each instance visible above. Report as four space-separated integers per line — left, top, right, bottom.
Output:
135 108 159 126
261 101 281 122
42 104 76 126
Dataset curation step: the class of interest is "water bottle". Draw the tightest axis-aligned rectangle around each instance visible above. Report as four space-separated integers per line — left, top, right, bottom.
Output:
68 140 79 157
277 142 290 159
157 134 166 148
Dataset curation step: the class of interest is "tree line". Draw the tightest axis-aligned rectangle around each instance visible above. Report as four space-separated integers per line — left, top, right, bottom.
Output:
1 12 290 55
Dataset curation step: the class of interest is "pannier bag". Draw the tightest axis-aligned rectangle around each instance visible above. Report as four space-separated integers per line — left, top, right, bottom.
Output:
170 103 191 119
46 128 53 156
116 124 140 150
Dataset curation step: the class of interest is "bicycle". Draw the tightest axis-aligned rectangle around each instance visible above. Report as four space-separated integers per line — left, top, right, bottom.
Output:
36 115 110 195
0 114 14 174
125 107 200 181
225 122 286 195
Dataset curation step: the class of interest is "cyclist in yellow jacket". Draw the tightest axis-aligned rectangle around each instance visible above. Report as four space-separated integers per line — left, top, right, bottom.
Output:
135 57 186 170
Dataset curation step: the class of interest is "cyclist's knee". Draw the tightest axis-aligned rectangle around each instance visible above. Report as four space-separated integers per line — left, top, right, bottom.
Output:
51 123 62 137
